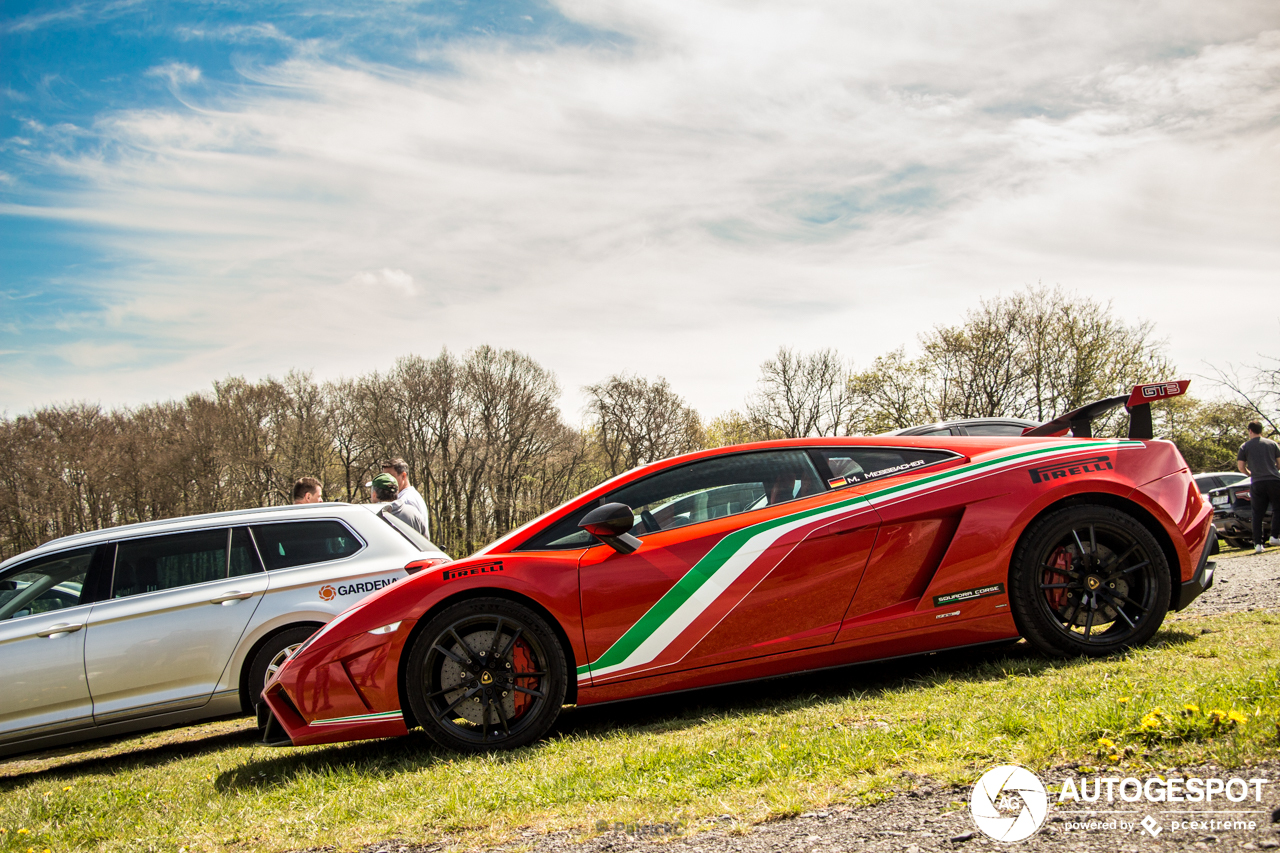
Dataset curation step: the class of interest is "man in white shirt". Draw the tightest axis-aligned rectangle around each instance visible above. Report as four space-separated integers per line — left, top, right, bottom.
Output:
382 457 430 534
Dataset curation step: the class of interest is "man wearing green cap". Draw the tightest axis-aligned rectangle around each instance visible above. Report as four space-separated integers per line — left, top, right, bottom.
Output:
369 473 429 537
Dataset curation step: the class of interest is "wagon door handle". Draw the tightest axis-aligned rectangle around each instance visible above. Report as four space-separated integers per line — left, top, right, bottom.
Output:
210 591 255 605
36 623 83 638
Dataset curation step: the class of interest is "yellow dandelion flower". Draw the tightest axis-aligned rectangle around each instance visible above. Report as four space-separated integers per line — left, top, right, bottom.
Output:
1117 697 1129 704
18 828 29 834
1228 710 1248 725
1183 704 1199 714
1140 714 1161 729
62 786 72 792
1109 753 1122 761
1097 737 1115 749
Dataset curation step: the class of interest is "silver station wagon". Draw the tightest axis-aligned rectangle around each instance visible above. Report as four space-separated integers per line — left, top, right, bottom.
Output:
0 503 449 757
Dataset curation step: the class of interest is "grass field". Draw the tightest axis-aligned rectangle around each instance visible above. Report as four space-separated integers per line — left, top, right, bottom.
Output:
2 608 1278 853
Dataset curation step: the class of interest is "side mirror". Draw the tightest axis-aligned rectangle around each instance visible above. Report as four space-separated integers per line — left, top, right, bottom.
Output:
579 502 643 555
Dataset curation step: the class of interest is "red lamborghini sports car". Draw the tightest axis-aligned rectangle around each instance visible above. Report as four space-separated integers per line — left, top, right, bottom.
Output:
261 383 1215 752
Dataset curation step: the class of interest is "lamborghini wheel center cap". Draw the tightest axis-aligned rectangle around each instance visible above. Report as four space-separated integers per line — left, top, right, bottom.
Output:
1086 576 1101 591
480 671 494 685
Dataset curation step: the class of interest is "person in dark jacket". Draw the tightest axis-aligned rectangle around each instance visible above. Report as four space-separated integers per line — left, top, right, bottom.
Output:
1237 421 1280 553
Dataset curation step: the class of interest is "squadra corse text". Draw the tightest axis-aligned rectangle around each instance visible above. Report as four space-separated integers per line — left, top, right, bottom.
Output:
1057 776 1269 803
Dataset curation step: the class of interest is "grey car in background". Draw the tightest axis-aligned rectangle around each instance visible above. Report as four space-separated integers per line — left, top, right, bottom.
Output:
1193 471 1247 494
884 417 1041 437
0 502 449 757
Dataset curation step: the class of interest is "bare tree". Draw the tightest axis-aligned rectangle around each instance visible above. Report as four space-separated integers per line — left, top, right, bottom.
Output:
465 346 568 540
848 348 934 433
704 410 769 448
745 347 854 438
850 286 1171 433
584 375 704 477
1207 360 1280 437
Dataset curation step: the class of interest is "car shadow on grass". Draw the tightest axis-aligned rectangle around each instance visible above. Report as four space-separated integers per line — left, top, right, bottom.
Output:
213 730 473 793
551 629 1199 741
0 721 260 791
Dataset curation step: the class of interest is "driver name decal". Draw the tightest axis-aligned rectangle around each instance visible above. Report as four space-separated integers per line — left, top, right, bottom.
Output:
1028 455 1113 484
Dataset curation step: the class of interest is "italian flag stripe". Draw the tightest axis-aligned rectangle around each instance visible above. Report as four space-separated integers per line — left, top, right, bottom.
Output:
310 710 404 726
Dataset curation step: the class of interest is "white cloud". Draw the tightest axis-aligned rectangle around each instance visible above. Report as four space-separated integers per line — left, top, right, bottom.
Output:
3 3 1279 416
349 268 417 297
146 62 202 87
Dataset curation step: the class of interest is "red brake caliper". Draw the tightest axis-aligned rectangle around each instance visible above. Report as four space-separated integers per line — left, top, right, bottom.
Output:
511 639 536 718
1043 546 1073 612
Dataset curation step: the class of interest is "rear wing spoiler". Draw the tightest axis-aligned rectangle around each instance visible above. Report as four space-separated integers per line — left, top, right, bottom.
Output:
1022 381 1190 440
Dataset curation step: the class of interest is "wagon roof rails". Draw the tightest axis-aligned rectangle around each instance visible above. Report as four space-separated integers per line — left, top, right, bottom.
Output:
1022 381 1190 440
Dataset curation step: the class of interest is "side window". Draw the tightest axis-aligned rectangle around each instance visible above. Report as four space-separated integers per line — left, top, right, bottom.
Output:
249 521 363 571
813 447 959 488
0 547 95 621
518 450 828 550
113 530 229 599
228 528 264 578
611 449 826 533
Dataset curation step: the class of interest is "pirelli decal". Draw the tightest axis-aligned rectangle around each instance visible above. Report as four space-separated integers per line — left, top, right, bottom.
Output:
933 583 1005 608
441 561 504 581
1028 454 1112 484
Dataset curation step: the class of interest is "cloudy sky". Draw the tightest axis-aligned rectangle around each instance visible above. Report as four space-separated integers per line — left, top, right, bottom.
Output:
2 0 1278 420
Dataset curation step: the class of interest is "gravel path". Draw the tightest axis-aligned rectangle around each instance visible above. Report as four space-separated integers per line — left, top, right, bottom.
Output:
1178 546 1280 618
359 548 1280 853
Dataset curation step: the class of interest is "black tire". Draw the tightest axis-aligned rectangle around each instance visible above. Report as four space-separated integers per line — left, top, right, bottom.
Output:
1009 506 1170 658
404 597 567 752
247 626 318 715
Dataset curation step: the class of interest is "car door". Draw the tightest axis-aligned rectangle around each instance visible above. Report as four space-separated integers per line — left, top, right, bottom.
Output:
83 527 269 722
0 545 103 744
577 448 881 685
830 445 978 640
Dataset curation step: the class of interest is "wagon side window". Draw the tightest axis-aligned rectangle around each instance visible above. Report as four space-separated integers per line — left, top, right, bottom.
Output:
112 530 230 598
0 547 96 621
249 521 364 571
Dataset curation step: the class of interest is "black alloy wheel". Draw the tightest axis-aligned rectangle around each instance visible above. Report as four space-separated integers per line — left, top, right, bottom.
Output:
404 598 567 752
1009 506 1171 657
